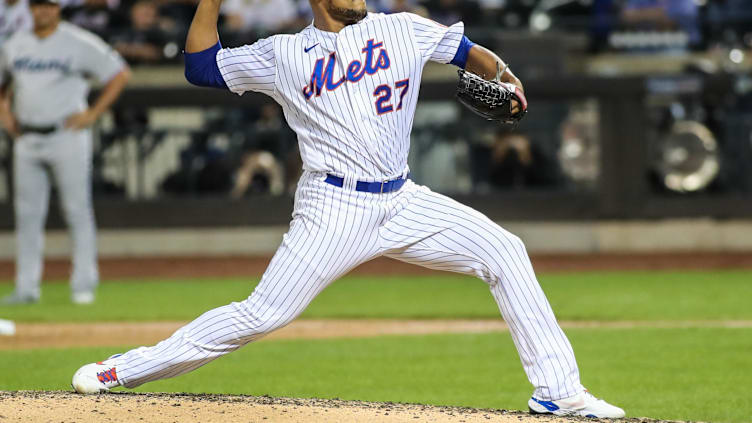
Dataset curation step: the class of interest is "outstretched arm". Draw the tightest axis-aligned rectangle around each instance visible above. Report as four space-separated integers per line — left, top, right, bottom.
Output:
465 45 523 92
186 0 222 53
454 39 526 115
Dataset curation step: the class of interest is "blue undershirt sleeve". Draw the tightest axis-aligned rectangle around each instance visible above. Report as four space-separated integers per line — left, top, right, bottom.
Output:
450 36 476 69
184 41 228 89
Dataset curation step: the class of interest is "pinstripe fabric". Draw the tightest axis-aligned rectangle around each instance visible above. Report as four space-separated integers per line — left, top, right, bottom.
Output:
115 175 583 400
216 12 463 181
216 37 276 95
111 11 585 402
380 183 583 400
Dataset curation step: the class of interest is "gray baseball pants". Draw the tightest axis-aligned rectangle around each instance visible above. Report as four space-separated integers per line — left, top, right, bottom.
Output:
13 128 98 300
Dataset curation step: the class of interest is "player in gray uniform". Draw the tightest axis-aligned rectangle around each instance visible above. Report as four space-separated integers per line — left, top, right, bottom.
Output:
0 0 32 46
0 0 32 138
0 0 130 305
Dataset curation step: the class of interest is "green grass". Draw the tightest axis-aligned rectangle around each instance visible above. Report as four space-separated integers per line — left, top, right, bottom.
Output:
1 270 751 322
2 270 751 422
1 328 750 423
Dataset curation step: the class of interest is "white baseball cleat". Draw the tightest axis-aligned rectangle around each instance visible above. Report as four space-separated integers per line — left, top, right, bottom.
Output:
71 291 95 305
71 357 121 394
528 390 625 418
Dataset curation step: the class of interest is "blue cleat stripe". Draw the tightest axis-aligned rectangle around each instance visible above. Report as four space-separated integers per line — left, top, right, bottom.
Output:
531 397 559 412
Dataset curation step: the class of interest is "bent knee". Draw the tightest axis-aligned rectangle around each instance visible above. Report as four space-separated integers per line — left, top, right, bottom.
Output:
481 231 529 280
238 298 299 335
254 312 296 333
505 232 526 252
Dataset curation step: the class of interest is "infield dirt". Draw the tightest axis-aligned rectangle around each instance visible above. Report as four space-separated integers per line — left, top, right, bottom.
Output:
0 391 681 423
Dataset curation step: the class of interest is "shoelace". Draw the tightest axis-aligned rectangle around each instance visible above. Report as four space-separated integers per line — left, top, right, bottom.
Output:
97 367 118 384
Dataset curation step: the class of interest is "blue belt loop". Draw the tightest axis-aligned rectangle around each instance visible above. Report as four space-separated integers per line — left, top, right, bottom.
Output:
324 174 344 188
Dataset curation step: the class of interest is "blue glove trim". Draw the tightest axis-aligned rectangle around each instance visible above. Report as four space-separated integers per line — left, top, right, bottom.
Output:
184 41 228 89
450 36 476 69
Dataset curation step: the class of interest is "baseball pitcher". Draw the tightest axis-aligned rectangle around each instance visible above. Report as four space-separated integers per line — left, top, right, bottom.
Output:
72 0 624 417
0 0 130 305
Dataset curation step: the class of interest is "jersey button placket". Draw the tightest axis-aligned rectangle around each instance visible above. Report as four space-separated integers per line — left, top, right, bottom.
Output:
336 33 368 177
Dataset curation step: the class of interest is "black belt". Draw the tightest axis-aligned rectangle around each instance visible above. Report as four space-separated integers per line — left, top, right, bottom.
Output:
324 173 410 193
19 124 58 135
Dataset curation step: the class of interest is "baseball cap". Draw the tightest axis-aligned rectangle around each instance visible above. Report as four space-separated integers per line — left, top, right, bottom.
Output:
29 0 60 5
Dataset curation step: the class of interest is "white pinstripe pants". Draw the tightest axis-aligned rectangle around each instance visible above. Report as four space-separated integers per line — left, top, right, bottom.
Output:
116 171 584 400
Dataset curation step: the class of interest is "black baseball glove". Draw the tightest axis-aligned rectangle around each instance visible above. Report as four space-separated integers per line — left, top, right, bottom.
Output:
456 65 528 126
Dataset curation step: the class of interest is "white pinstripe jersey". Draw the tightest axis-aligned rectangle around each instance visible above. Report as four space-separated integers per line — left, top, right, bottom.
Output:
217 12 464 181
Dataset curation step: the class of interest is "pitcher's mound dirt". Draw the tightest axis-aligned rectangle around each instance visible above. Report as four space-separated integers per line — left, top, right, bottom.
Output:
0 391 675 423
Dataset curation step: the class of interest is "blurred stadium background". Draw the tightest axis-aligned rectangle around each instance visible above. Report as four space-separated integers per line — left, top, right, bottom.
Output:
3 2 752 421
3 0 752 263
